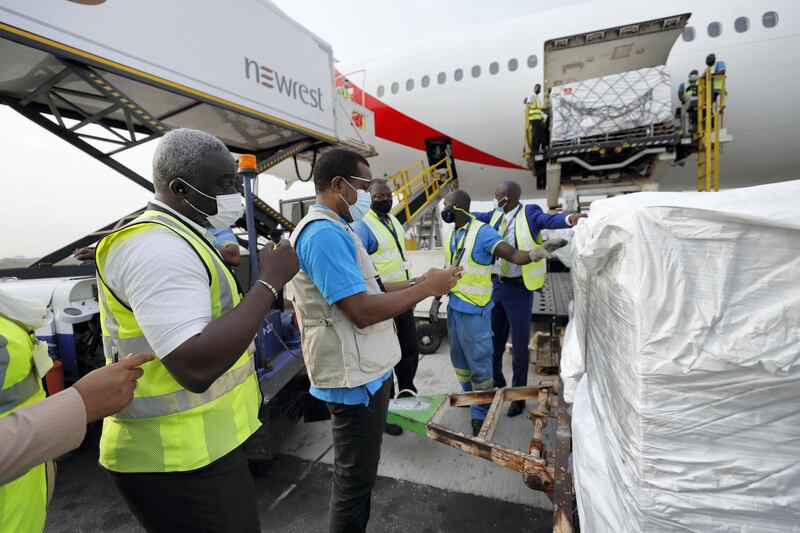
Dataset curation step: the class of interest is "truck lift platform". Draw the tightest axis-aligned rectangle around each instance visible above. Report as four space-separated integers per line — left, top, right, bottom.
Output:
524 13 731 211
0 1 379 460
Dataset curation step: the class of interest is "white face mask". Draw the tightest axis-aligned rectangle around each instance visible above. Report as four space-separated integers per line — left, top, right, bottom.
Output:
180 180 244 229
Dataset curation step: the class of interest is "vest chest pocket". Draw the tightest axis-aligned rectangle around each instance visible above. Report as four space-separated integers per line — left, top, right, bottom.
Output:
351 319 398 373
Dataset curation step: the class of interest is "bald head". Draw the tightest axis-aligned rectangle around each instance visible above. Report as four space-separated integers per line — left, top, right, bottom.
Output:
445 189 471 212
495 180 521 212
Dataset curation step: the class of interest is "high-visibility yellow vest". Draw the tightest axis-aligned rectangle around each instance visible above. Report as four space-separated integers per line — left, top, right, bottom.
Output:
95 209 261 473
362 210 409 283
338 86 350 99
489 208 545 291
708 64 724 93
0 315 47 533
527 94 542 121
444 221 494 307
683 81 698 99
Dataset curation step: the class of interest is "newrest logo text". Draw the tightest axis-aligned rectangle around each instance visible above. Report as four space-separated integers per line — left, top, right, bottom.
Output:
244 57 324 111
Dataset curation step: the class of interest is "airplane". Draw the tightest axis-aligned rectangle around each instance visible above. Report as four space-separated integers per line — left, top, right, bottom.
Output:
276 0 800 200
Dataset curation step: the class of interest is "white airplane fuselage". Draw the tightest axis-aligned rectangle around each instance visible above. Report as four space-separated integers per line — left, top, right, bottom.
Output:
327 0 800 199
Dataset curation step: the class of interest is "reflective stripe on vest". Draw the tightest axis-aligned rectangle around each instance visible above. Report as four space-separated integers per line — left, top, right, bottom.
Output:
489 209 546 291
362 210 409 283
444 221 493 307
528 94 542 121
0 317 47 533
95 209 261 473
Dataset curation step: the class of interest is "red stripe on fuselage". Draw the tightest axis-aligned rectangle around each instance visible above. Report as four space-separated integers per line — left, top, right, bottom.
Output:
346 83 525 170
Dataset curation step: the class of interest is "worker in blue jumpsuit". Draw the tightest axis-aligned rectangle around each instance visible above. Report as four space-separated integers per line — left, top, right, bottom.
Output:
473 181 584 417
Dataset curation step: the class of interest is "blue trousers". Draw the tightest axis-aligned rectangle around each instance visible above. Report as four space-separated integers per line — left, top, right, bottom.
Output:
490 280 534 388
447 306 494 421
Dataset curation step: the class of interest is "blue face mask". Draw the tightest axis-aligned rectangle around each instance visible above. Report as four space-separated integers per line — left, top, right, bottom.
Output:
339 177 372 222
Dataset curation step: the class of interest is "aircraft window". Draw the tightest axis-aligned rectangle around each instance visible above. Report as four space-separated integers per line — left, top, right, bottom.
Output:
763 11 778 28
489 62 499 75
421 75 430 88
508 58 518 72
391 82 399 94
735 17 749 33
406 78 414 91
527 54 538 68
377 85 385 98
454 68 464 81
682 26 695 42
437 72 446 84
471 65 481 78
708 22 722 38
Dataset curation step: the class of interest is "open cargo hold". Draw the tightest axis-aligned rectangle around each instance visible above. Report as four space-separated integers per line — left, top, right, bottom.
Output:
550 66 673 143
561 181 800 532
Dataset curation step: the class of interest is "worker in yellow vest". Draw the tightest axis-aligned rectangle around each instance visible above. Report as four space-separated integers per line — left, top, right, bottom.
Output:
705 53 726 102
525 83 545 153
0 294 49 533
337 78 352 100
95 129 299 532
442 189 565 436
473 181 583 416
353 179 419 436
0 289 152 533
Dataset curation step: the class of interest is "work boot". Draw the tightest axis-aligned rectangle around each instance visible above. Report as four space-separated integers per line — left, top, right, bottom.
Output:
471 419 483 437
385 423 403 436
507 400 525 417
529 238 568 262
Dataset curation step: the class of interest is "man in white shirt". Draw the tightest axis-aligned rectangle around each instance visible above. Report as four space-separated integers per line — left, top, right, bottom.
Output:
96 129 299 532
473 181 584 417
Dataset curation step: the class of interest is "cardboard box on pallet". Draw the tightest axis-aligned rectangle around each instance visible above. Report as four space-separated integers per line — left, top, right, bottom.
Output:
550 66 674 143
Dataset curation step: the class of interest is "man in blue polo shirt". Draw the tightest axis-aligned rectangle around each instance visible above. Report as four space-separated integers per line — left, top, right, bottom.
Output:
443 189 552 436
287 149 459 533
473 180 583 417
208 226 241 267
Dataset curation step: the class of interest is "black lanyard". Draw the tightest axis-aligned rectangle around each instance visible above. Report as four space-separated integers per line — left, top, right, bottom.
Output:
449 220 472 267
378 216 407 262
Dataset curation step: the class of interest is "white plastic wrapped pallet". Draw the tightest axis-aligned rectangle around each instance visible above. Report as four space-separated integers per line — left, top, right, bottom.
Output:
550 66 673 142
560 181 800 532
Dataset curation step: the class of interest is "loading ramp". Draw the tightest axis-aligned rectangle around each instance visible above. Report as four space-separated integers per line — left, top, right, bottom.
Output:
0 1 377 277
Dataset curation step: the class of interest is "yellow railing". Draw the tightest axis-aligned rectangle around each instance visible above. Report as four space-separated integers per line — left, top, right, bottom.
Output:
388 156 455 226
696 67 726 192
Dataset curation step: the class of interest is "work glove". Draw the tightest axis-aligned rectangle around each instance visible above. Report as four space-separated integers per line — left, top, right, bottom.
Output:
529 238 568 262
429 297 441 324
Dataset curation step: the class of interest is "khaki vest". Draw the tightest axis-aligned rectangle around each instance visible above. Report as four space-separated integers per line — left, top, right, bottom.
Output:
286 206 401 388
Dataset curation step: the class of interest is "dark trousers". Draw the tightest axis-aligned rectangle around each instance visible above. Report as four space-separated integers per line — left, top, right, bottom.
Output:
393 309 419 395
327 377 392 533
106 446 260 533
530 119 544 153
490 280 534 388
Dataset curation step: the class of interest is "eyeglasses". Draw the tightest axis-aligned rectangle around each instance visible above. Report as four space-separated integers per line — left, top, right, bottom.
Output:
338 175 373 191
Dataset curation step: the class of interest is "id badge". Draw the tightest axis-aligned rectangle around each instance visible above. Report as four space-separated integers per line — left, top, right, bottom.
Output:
401 261 412 272
32 340 53 379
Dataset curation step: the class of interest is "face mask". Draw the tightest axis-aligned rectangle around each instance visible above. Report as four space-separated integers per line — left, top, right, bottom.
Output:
339 177 371 222
371 199 393 215
441 209 454 224
180 180 244 229
493 197 508 211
